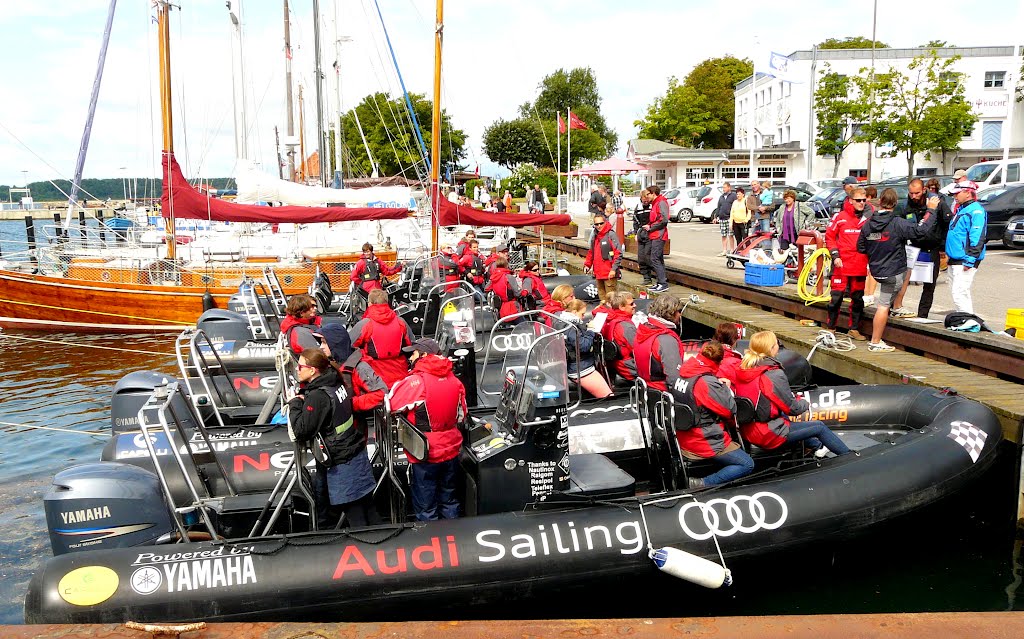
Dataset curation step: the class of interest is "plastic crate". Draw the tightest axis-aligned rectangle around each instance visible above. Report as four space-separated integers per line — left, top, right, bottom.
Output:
1007 309 1024 340
744 262 785 287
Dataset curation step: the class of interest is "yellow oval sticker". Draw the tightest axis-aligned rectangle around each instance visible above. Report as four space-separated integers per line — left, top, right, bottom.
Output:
58 566 119 606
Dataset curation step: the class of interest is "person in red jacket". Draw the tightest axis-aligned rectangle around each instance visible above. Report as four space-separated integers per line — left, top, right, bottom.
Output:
633 294 685 392
437 245 464 293
459 239 487 301
824 187 870 340
350 242 403 298
485 255 525 321
671 341 753 489
601 291 638 382
454 229 476 258
542 284 575 327
643 185 670 292
280 294 322 357
518 260 551 310
386 338 467 521
733 331 852 458
349 289 414 388
713 322 743 385
584 212 623 303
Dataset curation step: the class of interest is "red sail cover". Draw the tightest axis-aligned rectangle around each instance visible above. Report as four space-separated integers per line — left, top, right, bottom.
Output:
161 153 410 223
437 197 570 228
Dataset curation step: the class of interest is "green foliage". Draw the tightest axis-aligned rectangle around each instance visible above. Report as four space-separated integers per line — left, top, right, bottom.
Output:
463 178 487 197
482 119 545 169
634 56 752 149
854 52 977 177
501 165 558 199
920 40 951 48
814 66 871 177
1017 55 1024 103
0 178 167 203
338 92 466 178
817 37 889 49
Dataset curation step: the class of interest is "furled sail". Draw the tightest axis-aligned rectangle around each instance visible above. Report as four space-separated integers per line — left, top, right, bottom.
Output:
234 160 414 209
161 153 411 224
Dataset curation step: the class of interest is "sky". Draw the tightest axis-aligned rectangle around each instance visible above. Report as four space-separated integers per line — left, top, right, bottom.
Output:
0 0 1021 192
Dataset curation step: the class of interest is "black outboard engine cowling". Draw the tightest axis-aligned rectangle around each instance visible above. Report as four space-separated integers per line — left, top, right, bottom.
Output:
111 371 195 434
194 309 278 372
44 462 174 555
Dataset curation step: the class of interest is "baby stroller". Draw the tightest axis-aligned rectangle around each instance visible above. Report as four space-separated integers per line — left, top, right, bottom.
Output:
724 230 776 270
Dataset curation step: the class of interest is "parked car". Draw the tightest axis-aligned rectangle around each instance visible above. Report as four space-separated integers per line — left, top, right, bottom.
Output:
692 184 815 223
663 187 707 222
966 158 1024 190
976 184 1024 245
1002 215 1024 249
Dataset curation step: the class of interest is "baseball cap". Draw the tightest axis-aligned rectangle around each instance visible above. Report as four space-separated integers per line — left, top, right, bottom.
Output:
495 243 509 253
842 176 858 185
402 337 442 356
952 169 968 179
948 180 979 194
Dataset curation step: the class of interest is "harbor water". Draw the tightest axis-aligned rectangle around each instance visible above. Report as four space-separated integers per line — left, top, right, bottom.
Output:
0 220 1021 624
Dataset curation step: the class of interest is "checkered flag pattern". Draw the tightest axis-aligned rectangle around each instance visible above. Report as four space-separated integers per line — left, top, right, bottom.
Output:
947 421 987 464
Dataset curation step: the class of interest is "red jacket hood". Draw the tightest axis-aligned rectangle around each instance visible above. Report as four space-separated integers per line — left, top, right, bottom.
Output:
413 353 453 377
606 308 633 324
594 222 612 239
679 354 719 377
363 303 397 324
543 299 565 314
488 267 512 282
636 318 676 345
734 360 777 383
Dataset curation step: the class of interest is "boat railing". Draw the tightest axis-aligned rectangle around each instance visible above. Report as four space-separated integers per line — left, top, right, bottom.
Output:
174 328 246 429
376 408 409 524
261 266 288 311
479 312 581 411
135 380 237 542
631 377 686 492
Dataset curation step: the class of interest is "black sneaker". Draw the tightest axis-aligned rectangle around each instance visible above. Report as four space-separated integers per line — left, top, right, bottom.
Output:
649 284 669 293
687 476 705 490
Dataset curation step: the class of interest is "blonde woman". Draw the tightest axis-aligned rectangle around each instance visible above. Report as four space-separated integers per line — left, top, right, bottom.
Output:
733 331 852 457
558 299 613 399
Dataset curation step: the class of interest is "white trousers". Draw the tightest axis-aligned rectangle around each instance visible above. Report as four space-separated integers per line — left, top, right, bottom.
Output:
947 264 977 314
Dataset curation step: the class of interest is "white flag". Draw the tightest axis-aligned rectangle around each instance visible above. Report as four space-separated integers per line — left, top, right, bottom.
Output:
765 51 801 83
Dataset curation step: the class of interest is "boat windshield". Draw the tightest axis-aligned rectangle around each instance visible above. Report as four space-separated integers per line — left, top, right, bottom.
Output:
435 289 476 345
497 321 569 439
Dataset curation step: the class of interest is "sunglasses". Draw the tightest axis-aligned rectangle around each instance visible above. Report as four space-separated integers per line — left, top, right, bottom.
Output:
298 363 316 371
852 198 867 203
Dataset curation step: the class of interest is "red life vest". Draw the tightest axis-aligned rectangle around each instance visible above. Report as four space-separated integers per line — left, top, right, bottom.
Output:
670 372 733 457
461 251 485 285
733 364 788 450
633 320 683 391
353 305 411 387
648 195 669 241
602 308 635 379
353 256 384 293
438 252 462 292
486 267 521 319
518 270 550 302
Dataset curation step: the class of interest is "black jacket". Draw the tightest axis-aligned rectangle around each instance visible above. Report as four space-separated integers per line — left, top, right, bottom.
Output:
904 195 951 251
715 191 737 220
856 208 937 279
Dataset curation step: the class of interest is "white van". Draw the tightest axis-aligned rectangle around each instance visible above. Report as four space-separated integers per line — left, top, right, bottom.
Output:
965 158 1023 188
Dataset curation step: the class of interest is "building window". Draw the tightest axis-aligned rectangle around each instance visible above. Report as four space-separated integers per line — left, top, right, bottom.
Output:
982 121 1003 147
984 71 1005 88
915 168 938 177
655 169 666 188
767 87 772 103
784 125 791 143
849 169 867 180
722 166 750 181
784 82 792 97
850 123 866 138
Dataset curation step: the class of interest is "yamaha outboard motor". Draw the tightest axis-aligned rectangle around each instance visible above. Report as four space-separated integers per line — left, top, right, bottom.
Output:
111 371 196 434
44 463 174 555
194 309 278 372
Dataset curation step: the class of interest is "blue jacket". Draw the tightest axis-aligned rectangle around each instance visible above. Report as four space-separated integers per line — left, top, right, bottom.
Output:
945 200 987 267
560 313 598 376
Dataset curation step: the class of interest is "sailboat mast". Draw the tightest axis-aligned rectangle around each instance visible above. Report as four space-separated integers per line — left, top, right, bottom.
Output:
64 0 118 231
157 0 176 261
284 0 296 181
312 0 328 187
429 0 443 252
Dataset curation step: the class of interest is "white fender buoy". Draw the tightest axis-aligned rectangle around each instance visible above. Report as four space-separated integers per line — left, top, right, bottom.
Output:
650 547 732 589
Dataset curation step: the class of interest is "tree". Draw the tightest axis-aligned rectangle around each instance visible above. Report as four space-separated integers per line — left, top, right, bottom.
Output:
816 37 889 49
338 92 466 178
634 78 716 146
856 52 977 177
814 66 871 177
501 164 558 199
525 67 617 157
920 40 951 48
682 56 754 148
482 119 545 169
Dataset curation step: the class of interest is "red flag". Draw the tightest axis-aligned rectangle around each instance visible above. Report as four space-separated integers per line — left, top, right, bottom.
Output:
474 165 480 177
569 112 588 130
557 114 567 134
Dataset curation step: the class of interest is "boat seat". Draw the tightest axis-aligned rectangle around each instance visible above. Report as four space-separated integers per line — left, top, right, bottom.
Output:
566 453 635 499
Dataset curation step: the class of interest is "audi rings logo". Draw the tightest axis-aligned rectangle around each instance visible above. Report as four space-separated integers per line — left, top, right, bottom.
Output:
490 334 535 353
678 491 788 540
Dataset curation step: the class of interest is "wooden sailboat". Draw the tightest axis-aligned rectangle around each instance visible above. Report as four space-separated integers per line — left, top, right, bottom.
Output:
0 3 409 334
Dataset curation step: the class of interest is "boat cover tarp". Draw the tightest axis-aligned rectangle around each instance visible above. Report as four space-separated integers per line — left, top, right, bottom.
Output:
234 160 415 208
161 153 411 224
437 197 571 227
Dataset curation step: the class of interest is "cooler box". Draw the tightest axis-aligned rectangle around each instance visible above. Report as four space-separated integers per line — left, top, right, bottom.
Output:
744 262 785 287
1006 309 1024 340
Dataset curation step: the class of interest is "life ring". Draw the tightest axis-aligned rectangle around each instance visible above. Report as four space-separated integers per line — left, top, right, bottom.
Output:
100 270 112 282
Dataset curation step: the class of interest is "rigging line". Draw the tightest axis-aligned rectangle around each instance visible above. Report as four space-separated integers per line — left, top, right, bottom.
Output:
0 120 105 203
369 0 430 175
0 332 175 357
0 421 105 437
531 102 558 169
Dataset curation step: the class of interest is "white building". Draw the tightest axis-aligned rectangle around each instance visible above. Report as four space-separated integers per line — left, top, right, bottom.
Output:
629 45 1024 190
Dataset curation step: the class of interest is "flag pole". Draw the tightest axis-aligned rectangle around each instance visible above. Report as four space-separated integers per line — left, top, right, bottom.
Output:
557 113 562 210
748 65 755 181
568 108 572 203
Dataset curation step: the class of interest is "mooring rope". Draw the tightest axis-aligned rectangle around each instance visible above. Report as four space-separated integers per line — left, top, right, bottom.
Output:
0 420 105 436
0 332 174 357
